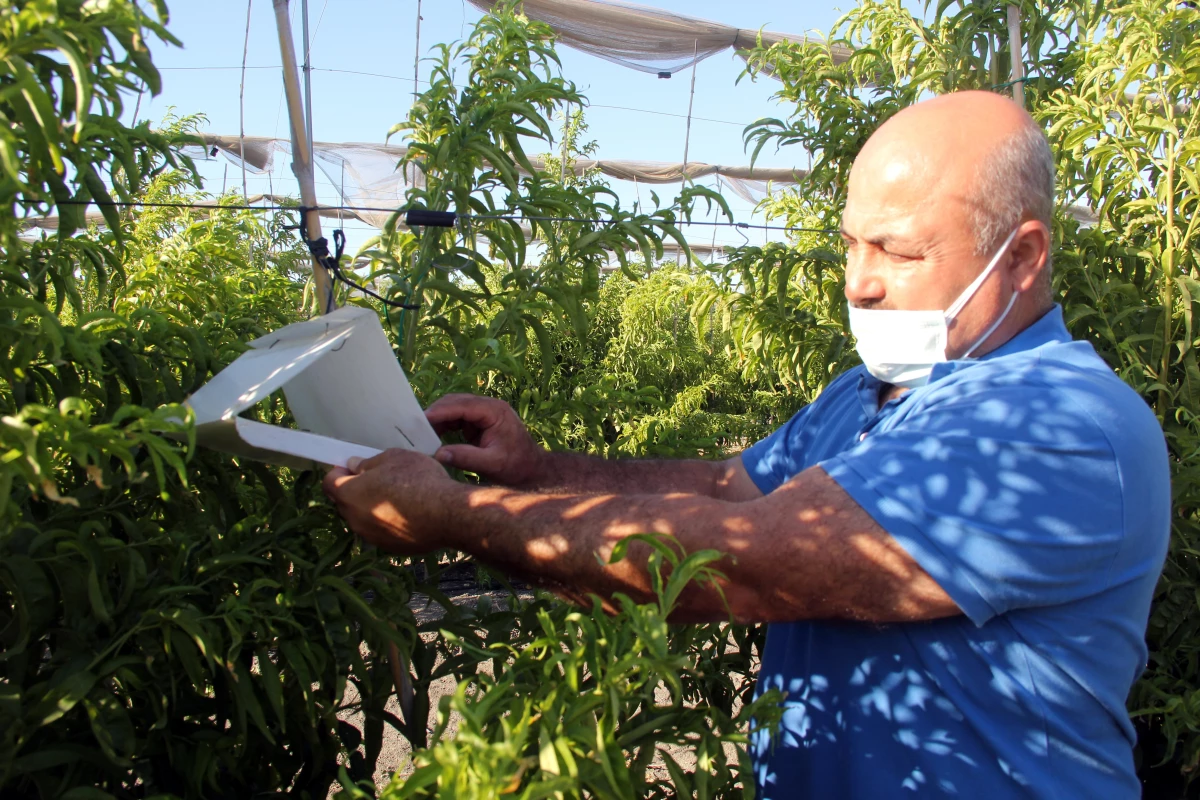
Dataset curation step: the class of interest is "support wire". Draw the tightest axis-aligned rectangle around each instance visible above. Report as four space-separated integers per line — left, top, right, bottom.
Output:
302 0 314 162
240 0 253 198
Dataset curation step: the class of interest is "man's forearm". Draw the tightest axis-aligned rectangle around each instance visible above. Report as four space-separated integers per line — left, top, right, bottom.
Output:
518 450 751 501
450 482 753 621
441 467 958 625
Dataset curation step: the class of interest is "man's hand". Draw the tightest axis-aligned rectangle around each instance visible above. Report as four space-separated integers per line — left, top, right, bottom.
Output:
424 393 546 486
322 449 463 555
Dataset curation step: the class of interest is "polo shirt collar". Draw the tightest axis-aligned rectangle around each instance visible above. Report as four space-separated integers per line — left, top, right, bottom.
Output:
854 304 1070 417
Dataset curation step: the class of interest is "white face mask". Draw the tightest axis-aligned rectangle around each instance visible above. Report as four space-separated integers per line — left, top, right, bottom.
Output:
848 227 1021 389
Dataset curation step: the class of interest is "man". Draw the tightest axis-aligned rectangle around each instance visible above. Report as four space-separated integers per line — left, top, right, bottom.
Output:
324 91 1170 797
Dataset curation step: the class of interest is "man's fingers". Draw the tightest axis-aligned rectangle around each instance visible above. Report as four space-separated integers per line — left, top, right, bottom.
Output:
434 443 504 475
425 394 503 431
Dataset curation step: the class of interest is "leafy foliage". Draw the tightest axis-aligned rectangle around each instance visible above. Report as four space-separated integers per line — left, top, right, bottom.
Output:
0 4 777 799
0 6 423 793
0 0 184 246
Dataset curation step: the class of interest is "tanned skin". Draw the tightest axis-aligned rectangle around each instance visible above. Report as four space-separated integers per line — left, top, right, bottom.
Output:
323 90 1053 625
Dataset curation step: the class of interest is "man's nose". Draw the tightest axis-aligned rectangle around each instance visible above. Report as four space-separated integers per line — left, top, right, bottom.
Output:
844 255 886 307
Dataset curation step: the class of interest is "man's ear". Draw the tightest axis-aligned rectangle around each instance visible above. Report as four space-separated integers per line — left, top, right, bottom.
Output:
1010 220 1051 293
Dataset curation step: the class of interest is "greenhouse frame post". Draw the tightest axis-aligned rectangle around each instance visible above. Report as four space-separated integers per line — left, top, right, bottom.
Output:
273 0 335 314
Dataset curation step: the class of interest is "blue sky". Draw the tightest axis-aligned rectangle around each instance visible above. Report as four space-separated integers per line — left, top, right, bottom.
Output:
135 0 855 252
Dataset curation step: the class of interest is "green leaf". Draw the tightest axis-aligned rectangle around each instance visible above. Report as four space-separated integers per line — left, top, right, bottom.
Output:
84 694 136 765
86 563 112 625
81 165 122 238
26 670 98 728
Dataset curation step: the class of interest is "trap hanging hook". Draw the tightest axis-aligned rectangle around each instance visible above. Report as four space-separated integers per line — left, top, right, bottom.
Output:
297 209 420 310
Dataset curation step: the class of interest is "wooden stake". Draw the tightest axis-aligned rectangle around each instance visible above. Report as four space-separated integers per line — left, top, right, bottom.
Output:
273 0 335 314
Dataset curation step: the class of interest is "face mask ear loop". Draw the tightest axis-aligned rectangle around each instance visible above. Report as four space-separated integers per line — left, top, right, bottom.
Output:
944 227 1022 321
963 287 1020 359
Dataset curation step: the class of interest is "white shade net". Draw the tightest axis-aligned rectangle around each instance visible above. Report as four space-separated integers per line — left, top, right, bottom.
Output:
464 0 851 76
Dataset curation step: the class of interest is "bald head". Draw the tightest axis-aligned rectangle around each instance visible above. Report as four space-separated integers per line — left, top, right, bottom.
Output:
851 91 1055 258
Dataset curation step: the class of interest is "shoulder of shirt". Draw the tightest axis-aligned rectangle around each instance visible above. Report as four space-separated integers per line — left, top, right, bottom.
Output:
925 340 1163 446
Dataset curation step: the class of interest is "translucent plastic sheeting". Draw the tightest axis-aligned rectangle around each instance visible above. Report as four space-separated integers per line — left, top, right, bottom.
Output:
464 0 852 76
185 135 807 223
182 137 421 228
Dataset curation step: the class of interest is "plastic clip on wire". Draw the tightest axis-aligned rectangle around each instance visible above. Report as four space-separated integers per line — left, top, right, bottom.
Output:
297 210 420 311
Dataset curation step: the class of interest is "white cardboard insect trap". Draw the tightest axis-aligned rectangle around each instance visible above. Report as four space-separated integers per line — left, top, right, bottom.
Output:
185 305 440 469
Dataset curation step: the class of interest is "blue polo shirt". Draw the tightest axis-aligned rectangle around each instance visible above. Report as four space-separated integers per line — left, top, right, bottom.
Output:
742 305 1169 798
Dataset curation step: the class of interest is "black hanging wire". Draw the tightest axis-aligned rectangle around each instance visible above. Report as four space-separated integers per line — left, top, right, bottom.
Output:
296 212 420 310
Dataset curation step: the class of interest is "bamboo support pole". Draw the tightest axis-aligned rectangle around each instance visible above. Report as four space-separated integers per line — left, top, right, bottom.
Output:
1006 5 1025 108
273 0 335 314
